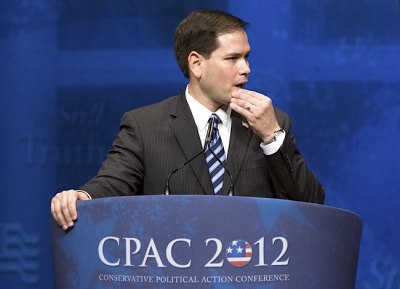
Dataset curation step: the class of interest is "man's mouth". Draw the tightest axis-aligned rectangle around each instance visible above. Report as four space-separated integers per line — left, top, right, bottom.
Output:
235 81 247 89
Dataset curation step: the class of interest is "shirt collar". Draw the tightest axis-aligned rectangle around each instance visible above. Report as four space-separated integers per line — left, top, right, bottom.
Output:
185 85 231 132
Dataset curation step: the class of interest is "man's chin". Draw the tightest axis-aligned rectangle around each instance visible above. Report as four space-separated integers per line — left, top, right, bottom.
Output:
232 86 241 94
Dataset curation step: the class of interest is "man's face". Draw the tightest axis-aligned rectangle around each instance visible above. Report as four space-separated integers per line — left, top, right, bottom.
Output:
199 29 251 109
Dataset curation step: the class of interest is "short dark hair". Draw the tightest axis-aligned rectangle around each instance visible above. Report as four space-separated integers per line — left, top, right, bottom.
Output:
174 10 248 78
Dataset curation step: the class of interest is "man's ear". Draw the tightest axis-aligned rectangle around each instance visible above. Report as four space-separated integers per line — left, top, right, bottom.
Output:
188 51 203 79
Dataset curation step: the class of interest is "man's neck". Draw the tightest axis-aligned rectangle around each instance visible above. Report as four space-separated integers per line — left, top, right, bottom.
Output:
187 84 225 112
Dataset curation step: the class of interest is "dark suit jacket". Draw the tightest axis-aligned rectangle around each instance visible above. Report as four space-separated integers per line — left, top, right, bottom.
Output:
81 92 324 203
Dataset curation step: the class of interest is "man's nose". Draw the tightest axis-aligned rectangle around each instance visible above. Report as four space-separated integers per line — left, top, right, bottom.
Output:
240 58 251 76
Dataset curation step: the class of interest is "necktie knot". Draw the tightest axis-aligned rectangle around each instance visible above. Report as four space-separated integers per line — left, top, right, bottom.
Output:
210 113 221 129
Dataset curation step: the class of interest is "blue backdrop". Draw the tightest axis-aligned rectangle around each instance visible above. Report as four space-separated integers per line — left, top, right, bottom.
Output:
0 1 399 288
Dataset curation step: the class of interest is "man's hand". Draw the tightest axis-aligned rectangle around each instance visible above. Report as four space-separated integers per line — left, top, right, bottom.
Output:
51 190 90 231
230 89 281 141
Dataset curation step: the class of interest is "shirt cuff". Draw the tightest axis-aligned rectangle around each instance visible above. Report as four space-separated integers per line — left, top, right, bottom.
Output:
260 130 286 155
76 190 92 200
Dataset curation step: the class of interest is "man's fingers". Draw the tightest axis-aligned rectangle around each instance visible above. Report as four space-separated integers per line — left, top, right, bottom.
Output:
51 193 69 230
59 192 74 228
231 89 271 114
67 193 79 222
229 101 252 118
232 88 265 103
51 190 80 231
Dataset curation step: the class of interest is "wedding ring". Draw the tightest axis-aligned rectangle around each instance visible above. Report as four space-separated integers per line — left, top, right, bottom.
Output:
246 102 253 111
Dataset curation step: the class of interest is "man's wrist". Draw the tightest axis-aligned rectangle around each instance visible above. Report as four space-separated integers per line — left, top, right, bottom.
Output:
260 129 286 155
262 128 285 145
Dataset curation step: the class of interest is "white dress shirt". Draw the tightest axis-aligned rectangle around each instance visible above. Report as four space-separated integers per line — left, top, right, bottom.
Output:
185 86 231 153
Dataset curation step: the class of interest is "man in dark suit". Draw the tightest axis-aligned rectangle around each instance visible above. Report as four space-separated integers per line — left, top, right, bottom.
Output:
51 10 324 231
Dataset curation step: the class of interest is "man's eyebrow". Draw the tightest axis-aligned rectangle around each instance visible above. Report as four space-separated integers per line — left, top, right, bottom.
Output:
225 52 245 57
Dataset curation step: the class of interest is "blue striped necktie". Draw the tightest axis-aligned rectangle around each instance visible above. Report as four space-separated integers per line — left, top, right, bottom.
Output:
204 114 226 195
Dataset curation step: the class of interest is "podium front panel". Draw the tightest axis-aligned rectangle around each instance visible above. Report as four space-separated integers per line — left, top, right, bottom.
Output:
51 196 362 288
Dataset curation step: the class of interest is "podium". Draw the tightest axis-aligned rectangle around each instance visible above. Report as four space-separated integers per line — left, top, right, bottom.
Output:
51 196 362 288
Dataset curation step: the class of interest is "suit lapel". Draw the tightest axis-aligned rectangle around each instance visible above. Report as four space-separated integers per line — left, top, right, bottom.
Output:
224 112 252 195
169 93 214 195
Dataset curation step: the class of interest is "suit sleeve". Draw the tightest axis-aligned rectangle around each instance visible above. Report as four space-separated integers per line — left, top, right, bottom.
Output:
80 111 145 198
266 110 325 204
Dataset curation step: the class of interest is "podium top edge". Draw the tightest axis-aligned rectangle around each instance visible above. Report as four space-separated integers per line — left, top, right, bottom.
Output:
76 195 363 222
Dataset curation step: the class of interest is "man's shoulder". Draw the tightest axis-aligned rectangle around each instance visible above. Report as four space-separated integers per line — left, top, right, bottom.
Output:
136 94 179 112
127 93 182 117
